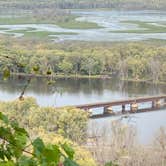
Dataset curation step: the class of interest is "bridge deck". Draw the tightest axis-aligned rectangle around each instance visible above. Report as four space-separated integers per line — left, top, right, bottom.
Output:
74 95 166 110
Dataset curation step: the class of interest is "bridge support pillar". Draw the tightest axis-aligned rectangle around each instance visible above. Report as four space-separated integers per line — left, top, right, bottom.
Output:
87 109 93 117
130 103 138 112
152 100 161 109
122 105 125 113
104 106 113 114
152 101 156 108
104 107 107 114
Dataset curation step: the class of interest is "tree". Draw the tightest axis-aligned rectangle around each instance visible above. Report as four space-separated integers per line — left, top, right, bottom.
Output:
59 59 73 75
117 59 128 80
148 58 161 83
127 56 148 80
81 56 99 76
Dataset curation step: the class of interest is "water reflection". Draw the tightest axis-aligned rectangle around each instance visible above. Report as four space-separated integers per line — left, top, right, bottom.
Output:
0 76 165 144
0 76 165 106
88 109 166 144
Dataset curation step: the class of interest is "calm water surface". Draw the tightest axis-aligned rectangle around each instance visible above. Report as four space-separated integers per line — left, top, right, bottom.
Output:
0 76 165 144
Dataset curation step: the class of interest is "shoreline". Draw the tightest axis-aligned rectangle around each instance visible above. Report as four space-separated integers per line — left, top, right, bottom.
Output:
10 73 166 85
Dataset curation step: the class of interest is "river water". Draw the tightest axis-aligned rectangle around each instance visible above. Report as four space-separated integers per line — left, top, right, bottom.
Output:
0 76 165 144
0 10 166 41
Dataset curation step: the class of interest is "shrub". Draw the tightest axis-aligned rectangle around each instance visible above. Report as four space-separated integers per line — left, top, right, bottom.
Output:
0 97 88 143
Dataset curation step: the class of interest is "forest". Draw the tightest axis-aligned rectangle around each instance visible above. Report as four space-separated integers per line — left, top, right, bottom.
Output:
0 37 166 83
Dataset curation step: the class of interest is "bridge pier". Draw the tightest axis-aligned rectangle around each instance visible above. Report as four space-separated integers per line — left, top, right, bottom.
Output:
152 100 161 109
87 109 93 117
130 102 138 112
152 101 156 108
75 96 166 117
122 104 125 113
104 106 113 114
103 107 107 114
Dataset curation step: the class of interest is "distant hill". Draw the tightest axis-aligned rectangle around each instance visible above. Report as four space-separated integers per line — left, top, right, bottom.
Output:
0 0 166 10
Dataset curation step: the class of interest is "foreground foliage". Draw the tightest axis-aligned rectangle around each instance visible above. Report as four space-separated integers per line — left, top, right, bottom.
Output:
0 111 79 166
0 98 96 166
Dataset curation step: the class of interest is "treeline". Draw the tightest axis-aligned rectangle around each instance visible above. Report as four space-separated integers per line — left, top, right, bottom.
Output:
0 38 166 83
0 0 166 10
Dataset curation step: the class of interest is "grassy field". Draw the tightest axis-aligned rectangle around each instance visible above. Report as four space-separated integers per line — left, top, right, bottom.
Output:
57 18 101 29
6 29 77 40
0 16 101 29
111 21 166 33
0 27 8 30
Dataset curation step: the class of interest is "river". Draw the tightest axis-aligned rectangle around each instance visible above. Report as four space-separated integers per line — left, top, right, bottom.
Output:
0 76 165 144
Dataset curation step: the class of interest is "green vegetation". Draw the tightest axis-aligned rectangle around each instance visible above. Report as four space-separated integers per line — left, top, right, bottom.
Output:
0 16 101 30
0 37 165 83
0 27 8 30
0 98 165 166
1 1 166 165
56 16 101 29
0 111 79 165
57 20 100 29
111 21 166 33
0 97 97 166
7 29 77 40
0 17 37 25
0 97 89 144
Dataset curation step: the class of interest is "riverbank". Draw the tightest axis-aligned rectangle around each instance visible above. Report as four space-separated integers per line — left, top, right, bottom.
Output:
11 73 111 79
122 78 166 85
10 73 166 85
0 15 101 29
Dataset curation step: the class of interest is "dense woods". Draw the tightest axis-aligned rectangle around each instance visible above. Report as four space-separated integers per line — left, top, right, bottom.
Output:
0 38 166 83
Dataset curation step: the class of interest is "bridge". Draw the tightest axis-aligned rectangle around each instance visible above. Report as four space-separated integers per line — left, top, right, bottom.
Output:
74 95 166 118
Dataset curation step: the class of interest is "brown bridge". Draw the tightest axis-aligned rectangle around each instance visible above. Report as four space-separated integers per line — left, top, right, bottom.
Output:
74 95 166 118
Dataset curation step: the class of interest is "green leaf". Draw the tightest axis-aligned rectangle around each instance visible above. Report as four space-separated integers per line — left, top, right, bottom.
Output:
0 161 15 166
11 121 29 137
64 158 79 166
0 112 9 124
18 156 37 166
61 143 74 160
0 127 13 142
13 132 27 154
0 150 5 160
4 150 12 160
32 138 45 158
43 145 60 164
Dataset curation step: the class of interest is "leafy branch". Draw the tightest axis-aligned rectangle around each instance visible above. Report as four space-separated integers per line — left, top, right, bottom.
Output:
0 112 79 166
